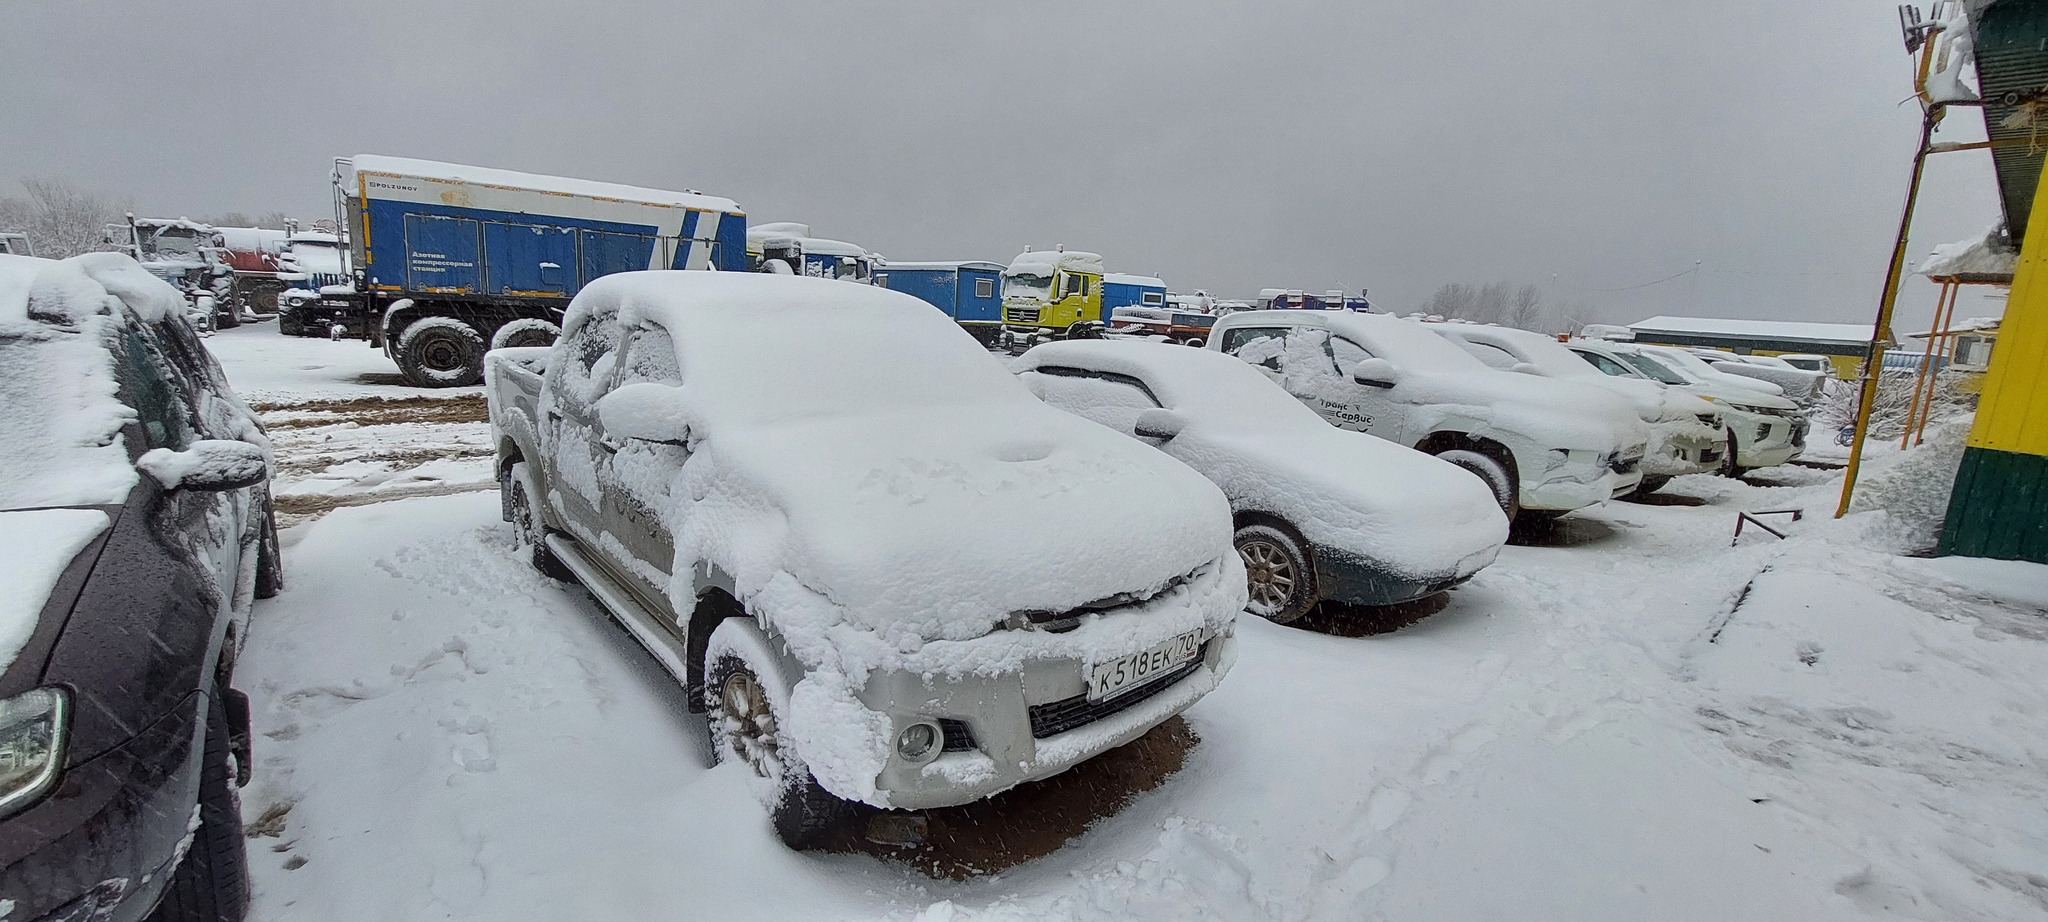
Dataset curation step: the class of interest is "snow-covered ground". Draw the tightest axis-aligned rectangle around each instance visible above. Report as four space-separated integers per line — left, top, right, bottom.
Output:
211 324 2048 921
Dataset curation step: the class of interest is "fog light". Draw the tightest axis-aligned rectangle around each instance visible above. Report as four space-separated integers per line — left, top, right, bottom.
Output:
896 722 939 761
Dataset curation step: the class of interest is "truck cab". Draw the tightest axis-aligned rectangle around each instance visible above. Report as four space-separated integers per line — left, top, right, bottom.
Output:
1000 249 1104 347
746 222 877 281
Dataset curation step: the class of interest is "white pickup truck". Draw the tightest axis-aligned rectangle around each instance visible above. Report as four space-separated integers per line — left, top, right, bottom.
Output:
486 272 1242 849
1427 323 1725 494
1207 310 1650 523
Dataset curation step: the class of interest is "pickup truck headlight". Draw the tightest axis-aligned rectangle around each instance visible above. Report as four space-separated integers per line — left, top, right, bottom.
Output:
0 687 68 818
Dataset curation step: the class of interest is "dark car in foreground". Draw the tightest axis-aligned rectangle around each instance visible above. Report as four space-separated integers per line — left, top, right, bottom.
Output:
0 253 280 922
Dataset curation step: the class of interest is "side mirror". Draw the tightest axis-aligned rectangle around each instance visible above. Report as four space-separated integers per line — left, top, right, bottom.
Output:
1350 358 1399 388
1508 362 1542 376
1133 408 1187 441
597 381 691 446
139 440 269 492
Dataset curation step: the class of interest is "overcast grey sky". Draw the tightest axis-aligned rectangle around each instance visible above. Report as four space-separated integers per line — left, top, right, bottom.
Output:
0 0 2008 331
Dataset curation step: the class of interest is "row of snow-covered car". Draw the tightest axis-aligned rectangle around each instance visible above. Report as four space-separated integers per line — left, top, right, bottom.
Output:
477 272 1811 851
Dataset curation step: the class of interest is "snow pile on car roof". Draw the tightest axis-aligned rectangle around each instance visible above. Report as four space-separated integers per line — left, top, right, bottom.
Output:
557 272 1242 805
1007 250 1103 276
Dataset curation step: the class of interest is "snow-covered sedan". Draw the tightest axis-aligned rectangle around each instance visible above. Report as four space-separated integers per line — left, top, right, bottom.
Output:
1207 311 1650 523
1568 339 1808 475
485 272 1242 849
1017 340 1506 623
0 253 280 922
1427 324 1725 494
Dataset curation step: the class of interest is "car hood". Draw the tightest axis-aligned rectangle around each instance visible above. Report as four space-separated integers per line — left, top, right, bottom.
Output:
1394 368 1650 453
1171 422 1508 579
1675 383 1799 413
0 507 113 687
670 403 1235 643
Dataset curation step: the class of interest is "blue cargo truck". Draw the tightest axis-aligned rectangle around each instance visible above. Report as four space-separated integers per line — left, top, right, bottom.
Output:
874 260 1006 343
328 155 749 387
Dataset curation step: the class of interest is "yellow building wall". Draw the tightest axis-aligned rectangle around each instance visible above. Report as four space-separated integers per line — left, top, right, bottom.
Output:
1966 171 2048 457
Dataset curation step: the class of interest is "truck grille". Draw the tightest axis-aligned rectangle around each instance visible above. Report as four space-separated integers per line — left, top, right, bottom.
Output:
1028 646 1206 739
1005 307 1040 324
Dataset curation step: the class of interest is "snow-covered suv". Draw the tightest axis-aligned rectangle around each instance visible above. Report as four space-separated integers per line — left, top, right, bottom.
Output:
485 272 1242 849
1427 324 1725 494
1568 339 1807 474
1207 310 1649 522
1017 339 1507 623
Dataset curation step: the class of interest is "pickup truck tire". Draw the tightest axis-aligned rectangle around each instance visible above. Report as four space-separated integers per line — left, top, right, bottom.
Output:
143 686 249 922
705 619 867 851
395 317 487 388
506 462 576 582
1435 448 1520 520
1234 523 1317 624
490 318 561 352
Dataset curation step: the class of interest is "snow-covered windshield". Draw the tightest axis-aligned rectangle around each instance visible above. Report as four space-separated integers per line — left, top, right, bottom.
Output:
287 242 345 275
150 229 202 256
1616 351 1691 385
1004 273 1052 300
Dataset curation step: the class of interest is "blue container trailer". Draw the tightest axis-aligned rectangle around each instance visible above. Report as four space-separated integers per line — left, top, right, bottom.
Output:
330 155 748 387
1102 273 1168 314
876 260 1007 344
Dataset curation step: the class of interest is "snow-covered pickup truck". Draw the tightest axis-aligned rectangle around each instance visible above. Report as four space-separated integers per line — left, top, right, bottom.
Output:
1427 323 1725 495
1208 311 1650 523
486 272 1242 849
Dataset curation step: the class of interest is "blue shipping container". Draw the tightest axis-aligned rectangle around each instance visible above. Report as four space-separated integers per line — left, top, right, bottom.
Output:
1103 273 1168 313
877 261 1007 335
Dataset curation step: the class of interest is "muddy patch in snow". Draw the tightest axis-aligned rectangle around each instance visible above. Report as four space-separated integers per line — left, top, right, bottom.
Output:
251 392 496 526
253 393 490 428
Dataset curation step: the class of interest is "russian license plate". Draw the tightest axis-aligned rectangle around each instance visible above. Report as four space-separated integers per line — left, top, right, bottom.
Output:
1087 629 1205 701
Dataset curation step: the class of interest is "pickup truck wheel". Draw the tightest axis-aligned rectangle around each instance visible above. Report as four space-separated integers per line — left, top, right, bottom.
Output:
1436 448 1520 520
490 318 561 352
704 619 867 850
1234 523 1317 624
395 317 486 388
143 687 249 922
506 463 576 582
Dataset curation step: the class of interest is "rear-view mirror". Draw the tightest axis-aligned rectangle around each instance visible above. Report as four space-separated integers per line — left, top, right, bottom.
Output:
597 381 692 446
1133 408 1188 441
1350 358 1398 388
139 439 270 492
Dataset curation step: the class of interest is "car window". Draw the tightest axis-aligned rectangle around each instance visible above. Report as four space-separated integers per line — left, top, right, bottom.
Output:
556 314 623 407
1573 349 1637 378
1329 336 1375 374
110 325 195 451
1617 351 1690 385
613 326 682 389
1219 327 1290 370
1444 339 1513 370
1024 368 1162 435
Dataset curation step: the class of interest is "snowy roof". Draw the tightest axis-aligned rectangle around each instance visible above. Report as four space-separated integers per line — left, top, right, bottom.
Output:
747 229 871 258
1917 225 2017 281
130 217 215 233
1628 316 1875 348
1007 250 1103 276
214 227 289 253
1104 273 1166 288
879 260 1005 272
349 154 742 214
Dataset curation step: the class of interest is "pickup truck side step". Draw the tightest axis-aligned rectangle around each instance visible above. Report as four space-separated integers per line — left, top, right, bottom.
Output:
545 534 694 690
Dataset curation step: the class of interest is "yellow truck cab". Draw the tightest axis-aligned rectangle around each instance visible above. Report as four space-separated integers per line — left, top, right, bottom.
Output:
1001 249 1104 347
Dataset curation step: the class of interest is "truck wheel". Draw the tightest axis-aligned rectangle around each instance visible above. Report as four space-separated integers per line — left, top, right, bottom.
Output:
490 318 561 352
1234 523 1318 624
704 619 867 851
395 317 486 388
143 687 249 922
213 309 241 330
1436 448 1520 520
506 462 576 582
276 314 304 337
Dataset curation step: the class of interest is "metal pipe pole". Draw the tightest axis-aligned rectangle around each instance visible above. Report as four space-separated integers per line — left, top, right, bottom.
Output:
1838 112 1938 518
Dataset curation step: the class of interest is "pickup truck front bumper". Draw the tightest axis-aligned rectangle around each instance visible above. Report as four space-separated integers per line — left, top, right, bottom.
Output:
861 629 1236 811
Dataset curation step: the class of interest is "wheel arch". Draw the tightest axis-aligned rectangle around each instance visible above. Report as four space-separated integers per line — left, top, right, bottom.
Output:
1415 431 1520 484
686 589 747 713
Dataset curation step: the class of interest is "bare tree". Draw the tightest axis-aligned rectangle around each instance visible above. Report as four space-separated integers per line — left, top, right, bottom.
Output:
1421 282 1476 319
204 210 297 230
1500 284 1547 331
0 177 131 259
1471 282 1512 325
